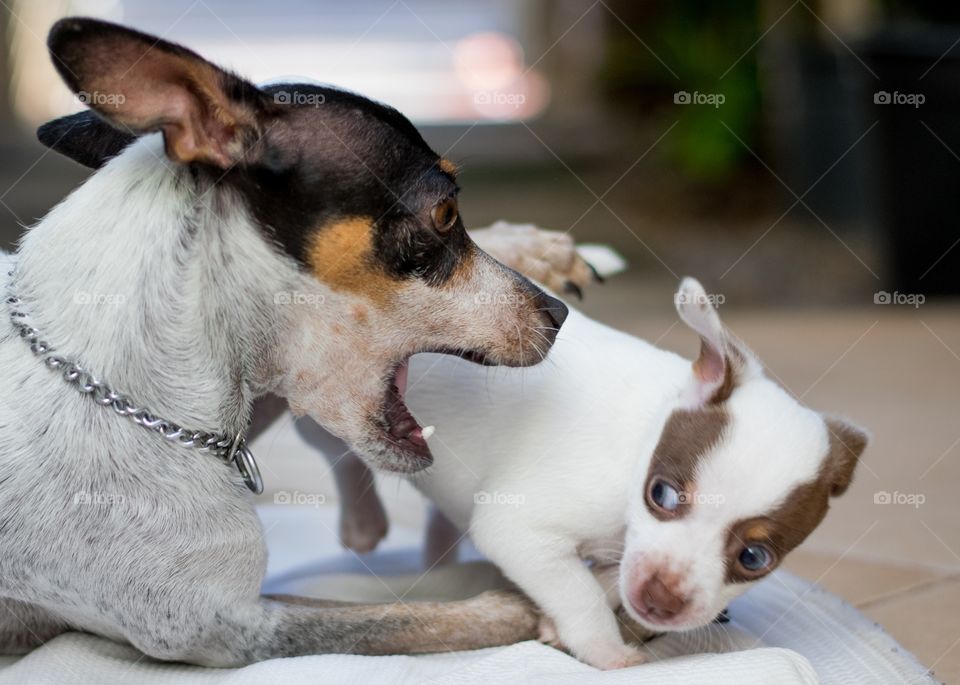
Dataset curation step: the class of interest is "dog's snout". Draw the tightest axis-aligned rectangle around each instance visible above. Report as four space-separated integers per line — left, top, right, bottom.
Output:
537 291 568 330
632 573 689 621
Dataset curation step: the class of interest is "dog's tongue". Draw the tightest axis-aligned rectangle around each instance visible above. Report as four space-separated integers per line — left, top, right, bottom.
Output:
389 360 434 446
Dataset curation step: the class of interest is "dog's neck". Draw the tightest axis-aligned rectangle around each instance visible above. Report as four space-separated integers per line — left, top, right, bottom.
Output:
13 137 292 435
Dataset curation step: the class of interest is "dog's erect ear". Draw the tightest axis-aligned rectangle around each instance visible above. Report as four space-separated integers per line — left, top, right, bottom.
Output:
37 111 137 169
675 277 756 406
822 417 868 496
48 17 269 168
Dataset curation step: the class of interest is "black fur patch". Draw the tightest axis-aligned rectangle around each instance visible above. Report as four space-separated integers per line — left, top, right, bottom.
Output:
221 84 466 283
38 84 467 286
37 111 135 170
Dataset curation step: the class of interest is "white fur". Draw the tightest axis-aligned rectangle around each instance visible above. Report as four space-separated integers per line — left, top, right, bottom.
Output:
382 279 840 669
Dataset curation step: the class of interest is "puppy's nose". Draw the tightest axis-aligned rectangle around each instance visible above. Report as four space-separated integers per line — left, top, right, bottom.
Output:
636 574 689 619
536 291 569 330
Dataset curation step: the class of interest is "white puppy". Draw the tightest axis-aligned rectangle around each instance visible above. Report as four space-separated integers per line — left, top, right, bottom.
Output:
393 277 867 669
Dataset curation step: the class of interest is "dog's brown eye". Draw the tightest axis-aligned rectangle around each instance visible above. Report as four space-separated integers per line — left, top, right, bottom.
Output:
431 198 458 234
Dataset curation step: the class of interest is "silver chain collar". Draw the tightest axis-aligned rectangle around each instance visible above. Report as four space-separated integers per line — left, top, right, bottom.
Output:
5 276 264 494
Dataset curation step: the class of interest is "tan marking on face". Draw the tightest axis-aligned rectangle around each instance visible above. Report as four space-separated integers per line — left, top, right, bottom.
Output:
743 523 770 541
438 158 459 177
306 217 398 308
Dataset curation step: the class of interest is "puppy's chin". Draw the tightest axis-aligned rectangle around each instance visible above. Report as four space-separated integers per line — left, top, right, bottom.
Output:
620 598 716 633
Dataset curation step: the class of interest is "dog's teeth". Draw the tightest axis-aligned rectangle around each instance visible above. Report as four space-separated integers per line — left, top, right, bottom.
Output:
421 425 435 440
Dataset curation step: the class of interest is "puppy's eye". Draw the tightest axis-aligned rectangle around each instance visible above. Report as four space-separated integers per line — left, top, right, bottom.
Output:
431 198 458 234
648 478 681 513
738 544 774 573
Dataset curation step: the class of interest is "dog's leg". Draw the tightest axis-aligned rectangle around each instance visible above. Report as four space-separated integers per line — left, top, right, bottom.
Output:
535 563 657 650
133 590 539 666
469 221 597 296
472 524 644 670
0 599 69 654
327 451 389 554
423 507 461 568
291 416 390 554
590 565 659 646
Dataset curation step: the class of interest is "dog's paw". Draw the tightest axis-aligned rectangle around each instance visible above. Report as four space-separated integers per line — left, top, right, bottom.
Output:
579 641 647 670
338 500 389 554
469 221 599 297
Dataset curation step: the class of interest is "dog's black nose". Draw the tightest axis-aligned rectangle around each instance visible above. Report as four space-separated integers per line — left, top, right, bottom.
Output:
538 292 569 330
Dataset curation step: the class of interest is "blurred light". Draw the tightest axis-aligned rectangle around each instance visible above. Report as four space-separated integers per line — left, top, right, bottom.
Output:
454 32 524 91
453 32 550 122
10 4 550 127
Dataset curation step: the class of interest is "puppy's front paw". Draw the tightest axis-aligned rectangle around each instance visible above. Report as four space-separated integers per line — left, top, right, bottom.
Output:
470 221 598 297
580 641 647 670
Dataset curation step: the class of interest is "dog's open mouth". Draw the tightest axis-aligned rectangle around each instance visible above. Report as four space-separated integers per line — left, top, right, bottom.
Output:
380 348 494 470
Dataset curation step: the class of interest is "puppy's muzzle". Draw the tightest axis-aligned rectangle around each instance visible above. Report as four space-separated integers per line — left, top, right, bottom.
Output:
630 573 690 622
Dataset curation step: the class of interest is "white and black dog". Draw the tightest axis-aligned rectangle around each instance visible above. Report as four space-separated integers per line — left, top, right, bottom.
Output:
0 18 599 665
295 278 867 670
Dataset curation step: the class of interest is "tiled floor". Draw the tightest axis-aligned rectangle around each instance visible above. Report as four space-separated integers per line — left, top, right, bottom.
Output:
259 272 960 682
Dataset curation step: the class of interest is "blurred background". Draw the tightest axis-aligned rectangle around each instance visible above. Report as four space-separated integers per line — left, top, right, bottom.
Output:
1 0 959 680
3 0 960 302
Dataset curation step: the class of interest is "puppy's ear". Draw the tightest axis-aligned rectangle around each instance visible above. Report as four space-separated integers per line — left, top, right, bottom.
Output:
675 277 756 406
48 17 271 168
37 111 137 169
822 417 868 496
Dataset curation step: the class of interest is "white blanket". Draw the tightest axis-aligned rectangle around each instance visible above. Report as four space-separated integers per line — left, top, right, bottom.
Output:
0 505 935 685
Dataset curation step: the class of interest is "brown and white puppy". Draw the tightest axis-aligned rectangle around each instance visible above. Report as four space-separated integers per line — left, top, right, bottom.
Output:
299 277 867 670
